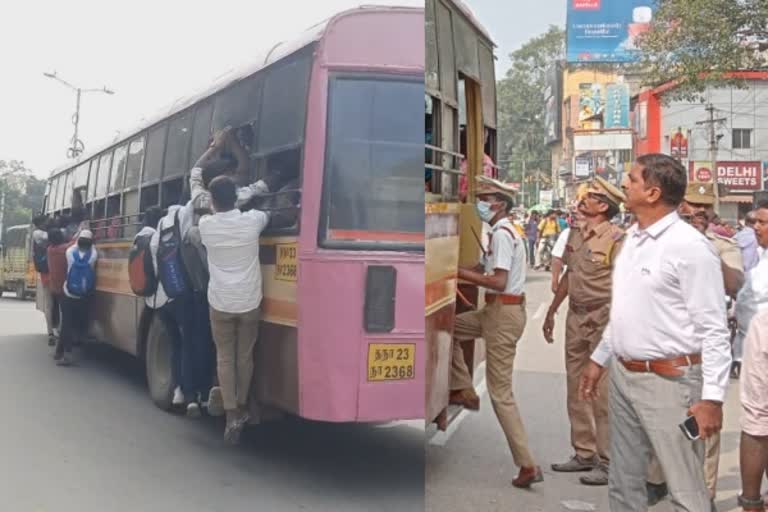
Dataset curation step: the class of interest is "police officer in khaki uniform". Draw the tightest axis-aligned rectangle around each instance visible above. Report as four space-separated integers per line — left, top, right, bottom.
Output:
646 181 744 509
449 176 542 489
542 175 625 486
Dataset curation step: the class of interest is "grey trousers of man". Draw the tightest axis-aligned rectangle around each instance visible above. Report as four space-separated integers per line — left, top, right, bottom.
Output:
608 360 710 511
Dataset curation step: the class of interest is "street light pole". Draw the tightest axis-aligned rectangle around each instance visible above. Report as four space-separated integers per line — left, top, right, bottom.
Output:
43 71 114 159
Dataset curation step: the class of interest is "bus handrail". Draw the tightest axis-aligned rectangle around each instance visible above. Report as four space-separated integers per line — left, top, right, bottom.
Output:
425 163 461 176
425 144 464 159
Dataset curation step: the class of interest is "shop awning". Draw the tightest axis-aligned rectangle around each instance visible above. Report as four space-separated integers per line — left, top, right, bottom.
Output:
721 194 754 203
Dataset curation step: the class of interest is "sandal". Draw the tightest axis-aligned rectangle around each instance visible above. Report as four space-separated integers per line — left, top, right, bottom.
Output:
737 494 765 510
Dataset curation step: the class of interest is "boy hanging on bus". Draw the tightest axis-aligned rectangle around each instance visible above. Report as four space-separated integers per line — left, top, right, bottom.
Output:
57 230 98 366
32 214 55 345
200 174 270 444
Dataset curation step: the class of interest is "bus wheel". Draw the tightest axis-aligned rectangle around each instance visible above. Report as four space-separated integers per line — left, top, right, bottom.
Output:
15 282 25 300
145 315 174 411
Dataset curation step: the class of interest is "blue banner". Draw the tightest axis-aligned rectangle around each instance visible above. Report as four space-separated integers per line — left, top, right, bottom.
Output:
566 0 656 63
604 83 630 128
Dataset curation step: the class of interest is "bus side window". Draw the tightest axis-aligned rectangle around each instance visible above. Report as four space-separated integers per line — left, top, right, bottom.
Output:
251 147 301 232
140 184 159 213
161 177 183 209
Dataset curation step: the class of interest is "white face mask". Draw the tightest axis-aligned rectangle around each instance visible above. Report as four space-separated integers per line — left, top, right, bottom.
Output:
475 201 495 223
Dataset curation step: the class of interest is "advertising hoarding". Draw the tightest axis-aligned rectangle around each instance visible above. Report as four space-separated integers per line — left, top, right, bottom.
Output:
604 83 630 129
544 63 563 145
567 0 655 63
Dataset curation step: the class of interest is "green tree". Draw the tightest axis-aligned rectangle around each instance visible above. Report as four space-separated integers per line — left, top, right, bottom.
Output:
0 160 45 240
497 25 564 192
637 0 768 101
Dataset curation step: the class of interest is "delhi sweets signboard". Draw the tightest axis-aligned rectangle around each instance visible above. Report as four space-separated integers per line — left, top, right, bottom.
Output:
689 161 762 191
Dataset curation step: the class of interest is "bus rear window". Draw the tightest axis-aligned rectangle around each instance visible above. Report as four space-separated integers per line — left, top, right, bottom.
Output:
320 76 424 250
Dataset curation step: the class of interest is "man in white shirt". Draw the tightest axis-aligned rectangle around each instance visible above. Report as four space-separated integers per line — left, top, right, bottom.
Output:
580 154 731 512
199 175 270 445
449 176 541 489
736 201 768 510
57 230 98 366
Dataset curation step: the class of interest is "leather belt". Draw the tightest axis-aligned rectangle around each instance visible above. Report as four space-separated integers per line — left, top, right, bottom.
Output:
620 354 702 378
569 301 610 314
486 293 525 306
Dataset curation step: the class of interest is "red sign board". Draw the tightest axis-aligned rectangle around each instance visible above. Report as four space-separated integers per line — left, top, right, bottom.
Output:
671 131 688 159
573 0 600 9
688 161 762 191
695 166 712 182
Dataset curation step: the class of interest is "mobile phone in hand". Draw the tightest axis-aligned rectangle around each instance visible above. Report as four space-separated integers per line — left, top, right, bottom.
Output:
679 415 700 441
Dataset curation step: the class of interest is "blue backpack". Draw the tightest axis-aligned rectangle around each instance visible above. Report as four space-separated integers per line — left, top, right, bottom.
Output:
157 210 189 299
66 249 95 297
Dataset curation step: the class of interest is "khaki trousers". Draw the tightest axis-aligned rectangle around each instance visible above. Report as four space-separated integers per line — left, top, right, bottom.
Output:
450 301 535 468
565 304 611 462
647 433 720 498
209 307 261 411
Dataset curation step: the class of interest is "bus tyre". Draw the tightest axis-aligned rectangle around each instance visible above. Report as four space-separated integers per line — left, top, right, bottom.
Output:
15 282 25 300
145 315 175 411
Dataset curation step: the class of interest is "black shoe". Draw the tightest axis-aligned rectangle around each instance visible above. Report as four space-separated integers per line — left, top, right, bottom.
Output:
647 481 669 506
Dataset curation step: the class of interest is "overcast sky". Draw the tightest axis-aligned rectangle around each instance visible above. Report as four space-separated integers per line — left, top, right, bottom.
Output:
464 0 565 79
0 0 422 178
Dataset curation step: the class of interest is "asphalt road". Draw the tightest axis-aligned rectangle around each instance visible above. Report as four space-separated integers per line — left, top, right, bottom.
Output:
426 270 747 512
0 294 424 512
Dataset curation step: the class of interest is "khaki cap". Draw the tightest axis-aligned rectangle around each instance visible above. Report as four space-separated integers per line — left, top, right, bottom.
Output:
586 175 626 208
684 182 715 205
476 175 517 201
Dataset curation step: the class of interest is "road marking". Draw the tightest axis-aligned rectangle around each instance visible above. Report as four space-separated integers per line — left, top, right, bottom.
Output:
428 362 487 447
532 302 548 320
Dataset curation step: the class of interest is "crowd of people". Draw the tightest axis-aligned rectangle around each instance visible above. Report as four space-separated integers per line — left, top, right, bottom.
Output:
30 126 286 445
449 153 768 512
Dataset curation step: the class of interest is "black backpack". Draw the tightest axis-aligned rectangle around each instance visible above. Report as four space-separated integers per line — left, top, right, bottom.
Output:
180 225 209 293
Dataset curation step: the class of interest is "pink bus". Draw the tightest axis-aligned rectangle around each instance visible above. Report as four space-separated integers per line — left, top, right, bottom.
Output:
38 5 425 424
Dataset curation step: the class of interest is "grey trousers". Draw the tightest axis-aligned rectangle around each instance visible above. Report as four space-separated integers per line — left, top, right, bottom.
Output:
608 360 710 512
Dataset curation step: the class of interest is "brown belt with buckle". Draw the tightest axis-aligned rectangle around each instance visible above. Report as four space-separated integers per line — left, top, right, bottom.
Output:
486 293 525 306
619 354 702 378
569 300 610 315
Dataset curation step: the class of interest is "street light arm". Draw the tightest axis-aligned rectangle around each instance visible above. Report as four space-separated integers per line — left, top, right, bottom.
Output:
81 87 115 95
43 72 77 91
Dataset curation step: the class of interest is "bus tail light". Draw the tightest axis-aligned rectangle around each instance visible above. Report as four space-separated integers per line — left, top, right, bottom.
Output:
364 266 396 333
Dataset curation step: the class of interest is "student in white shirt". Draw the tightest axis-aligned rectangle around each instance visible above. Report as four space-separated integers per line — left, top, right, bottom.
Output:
736 201 768 510
57 230 98 366
580 154 731 511
199 175 270 444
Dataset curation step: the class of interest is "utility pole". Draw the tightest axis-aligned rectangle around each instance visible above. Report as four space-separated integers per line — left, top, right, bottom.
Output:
0 185 5 241
696 104 727 212
43 71 114 159
522 160 527 207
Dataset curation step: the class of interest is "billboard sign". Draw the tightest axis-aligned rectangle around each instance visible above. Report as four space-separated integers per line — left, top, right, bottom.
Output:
604 83 630 129
578 83 604 128
670 129 689 160
544 63 563 145
567 0 655 63
688 161 762 191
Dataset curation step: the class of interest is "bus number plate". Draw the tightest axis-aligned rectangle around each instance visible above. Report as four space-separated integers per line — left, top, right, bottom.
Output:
367 343 415 382
275 244 297 282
